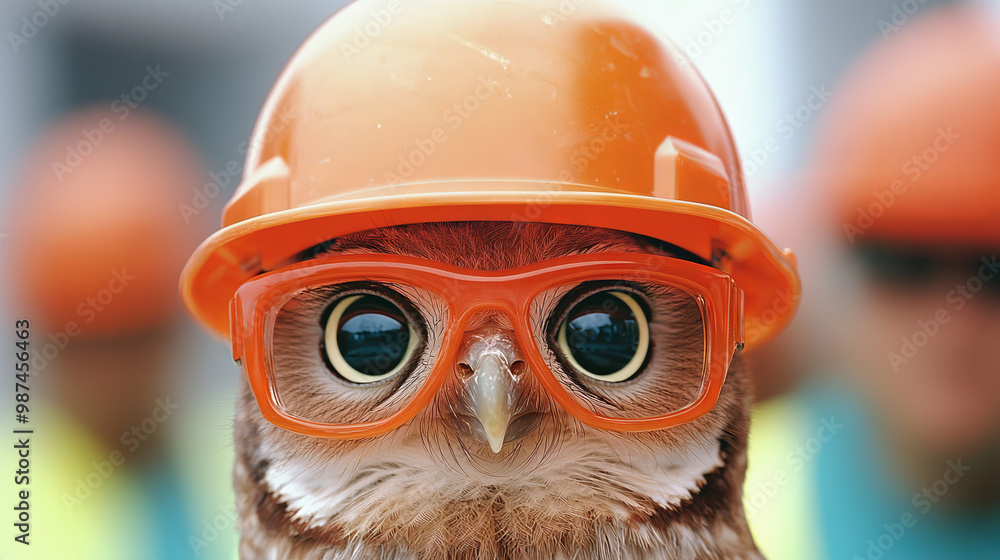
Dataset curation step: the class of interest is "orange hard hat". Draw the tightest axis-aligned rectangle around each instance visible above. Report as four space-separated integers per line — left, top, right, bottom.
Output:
9 108 205 339
814 4 1000 246
181 0 800 349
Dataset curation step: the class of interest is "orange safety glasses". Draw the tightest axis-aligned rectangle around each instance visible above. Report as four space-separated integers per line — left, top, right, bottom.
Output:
230 252 744 438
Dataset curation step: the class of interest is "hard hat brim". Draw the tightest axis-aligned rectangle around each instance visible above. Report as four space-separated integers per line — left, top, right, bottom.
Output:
180 186 799 350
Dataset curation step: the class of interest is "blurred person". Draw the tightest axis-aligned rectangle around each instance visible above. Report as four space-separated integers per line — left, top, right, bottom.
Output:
3 108 237 560
746 4 1000 559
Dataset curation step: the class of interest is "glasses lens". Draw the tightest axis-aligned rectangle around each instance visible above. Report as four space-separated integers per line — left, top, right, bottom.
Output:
266 283 431 425
252 267 714 429
327 294 414 382
536 281 708 420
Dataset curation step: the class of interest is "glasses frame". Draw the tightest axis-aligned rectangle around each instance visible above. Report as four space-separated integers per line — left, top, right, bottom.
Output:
230 252 744 439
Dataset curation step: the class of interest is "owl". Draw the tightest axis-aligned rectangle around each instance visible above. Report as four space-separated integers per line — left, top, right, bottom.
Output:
232 222 763 560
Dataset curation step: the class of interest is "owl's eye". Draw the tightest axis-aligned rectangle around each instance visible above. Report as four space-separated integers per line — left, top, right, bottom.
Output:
556 290 650 383
322 294 417 384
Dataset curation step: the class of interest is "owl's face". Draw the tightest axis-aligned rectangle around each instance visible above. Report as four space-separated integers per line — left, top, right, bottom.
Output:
236 222 753 558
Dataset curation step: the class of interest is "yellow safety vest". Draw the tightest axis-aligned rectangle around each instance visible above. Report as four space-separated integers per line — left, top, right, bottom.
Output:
746 396 824 560
6 400 239 560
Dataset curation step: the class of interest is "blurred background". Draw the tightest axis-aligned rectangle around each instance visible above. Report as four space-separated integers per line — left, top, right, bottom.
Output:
1 0 998 559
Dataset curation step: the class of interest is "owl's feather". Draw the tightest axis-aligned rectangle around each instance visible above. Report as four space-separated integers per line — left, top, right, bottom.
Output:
233 222 763 559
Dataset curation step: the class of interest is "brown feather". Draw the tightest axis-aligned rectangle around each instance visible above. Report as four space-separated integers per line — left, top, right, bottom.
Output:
233 222 764 559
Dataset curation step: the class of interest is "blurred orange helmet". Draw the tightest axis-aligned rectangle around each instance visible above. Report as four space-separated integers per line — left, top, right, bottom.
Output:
814 4 1000 247
9 108 205 339
181 0 799 349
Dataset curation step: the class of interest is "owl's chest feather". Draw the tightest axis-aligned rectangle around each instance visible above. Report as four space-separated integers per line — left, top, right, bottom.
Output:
237 436 762 559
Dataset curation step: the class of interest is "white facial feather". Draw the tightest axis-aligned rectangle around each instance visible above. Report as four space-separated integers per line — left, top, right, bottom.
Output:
236 224 760 559
264 249 723 534
265 425 723 533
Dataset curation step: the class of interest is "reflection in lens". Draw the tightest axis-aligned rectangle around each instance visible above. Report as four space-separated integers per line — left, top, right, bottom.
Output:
323 294 416 384
558 291 650 383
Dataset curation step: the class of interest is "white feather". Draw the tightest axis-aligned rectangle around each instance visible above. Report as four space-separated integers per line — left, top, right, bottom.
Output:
265 428 723 533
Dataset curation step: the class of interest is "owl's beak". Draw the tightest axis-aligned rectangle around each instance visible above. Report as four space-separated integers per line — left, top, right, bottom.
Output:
455 331 528 454
469 353 514 453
